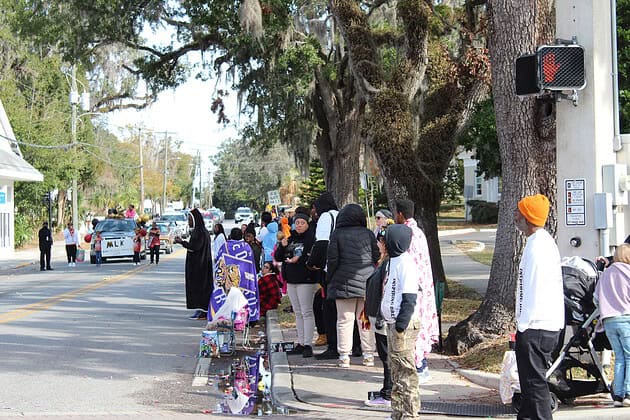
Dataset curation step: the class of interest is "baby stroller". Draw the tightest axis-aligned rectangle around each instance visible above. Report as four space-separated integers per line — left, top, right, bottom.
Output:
512 257 612 412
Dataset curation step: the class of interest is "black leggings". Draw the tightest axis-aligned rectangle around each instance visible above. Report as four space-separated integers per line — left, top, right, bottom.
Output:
65 244 77 263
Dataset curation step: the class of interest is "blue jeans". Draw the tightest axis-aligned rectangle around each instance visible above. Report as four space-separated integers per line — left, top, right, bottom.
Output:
604 315 630 399
95 251 102 265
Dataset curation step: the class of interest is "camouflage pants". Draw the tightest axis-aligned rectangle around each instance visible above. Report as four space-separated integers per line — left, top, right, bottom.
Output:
387 319 421 420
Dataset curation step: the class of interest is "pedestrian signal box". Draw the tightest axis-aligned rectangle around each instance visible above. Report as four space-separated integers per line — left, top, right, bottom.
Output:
515 45 586 95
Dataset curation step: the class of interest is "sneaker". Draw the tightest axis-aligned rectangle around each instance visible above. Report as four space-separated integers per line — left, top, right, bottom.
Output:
71 262 76 267
315 348 340 360
313 334 328 346
363 355 375 367
188 310 207 320
417 367 431 384
364 396 391 408
41 268 46 271
302 345 313 358
337 356 350 368
616 397 630 407
287 344 305 355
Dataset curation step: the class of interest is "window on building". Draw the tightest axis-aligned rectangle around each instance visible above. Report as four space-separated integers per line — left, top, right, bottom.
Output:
475 176 483 196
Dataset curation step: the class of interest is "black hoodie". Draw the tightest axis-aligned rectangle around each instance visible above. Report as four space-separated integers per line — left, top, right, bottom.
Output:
326 204 380 299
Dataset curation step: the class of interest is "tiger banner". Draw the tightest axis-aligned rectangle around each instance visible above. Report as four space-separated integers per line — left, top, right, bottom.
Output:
208 239 260 322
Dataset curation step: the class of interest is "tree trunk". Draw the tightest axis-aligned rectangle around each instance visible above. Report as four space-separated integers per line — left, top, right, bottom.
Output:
312 68 363 207
445 0 556 355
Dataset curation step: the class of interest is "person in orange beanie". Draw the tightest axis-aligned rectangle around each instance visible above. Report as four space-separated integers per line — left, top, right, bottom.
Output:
513 193 564 420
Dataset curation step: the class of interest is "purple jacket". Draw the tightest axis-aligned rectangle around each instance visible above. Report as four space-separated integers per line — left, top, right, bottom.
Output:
596 262 630 321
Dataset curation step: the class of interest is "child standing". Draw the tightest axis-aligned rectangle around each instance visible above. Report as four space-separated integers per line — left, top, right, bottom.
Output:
133 228 142 265
380 224 421 419
94 231 103 267
258 262 282 318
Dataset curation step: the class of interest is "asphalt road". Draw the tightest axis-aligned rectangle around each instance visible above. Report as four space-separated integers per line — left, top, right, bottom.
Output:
0 247 222 417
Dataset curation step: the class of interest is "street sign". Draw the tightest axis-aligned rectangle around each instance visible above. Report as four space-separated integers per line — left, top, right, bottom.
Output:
267 190 281 205
565 179 586 226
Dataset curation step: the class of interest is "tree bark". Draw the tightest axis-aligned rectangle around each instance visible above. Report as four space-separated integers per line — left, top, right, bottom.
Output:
445 0 557 355
57 189 66 227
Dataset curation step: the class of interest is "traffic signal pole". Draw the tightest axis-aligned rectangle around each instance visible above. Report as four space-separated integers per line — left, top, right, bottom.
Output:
555 1 621 258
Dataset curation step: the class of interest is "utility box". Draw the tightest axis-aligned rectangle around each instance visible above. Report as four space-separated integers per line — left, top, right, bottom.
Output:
602 164 628 206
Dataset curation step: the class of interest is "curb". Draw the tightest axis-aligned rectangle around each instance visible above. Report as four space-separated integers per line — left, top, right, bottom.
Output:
445 356 500 392
266 310 386 417
438 228 476 237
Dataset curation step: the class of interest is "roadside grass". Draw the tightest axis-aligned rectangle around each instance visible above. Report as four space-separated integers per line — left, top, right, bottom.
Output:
454 241 495 266
437 203 497 230
441 281 507 373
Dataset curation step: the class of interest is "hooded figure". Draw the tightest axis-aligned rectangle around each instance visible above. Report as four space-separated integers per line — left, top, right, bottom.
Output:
262 220 278 262
177 208 213 318
306 192 339 269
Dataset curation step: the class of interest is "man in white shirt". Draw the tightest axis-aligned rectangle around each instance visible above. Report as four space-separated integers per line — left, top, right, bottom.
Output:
513 194 564 420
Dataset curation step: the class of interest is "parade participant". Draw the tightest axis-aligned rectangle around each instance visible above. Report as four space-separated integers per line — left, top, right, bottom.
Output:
380 224 420 419
148 221 161 264
513 194 564 420
326 204 379 367
175 208 213 320
132 228 143 265
38 221 53 271
63 222 79 267
275 212 317 358
94 231 103 267
394 199 438 383
124 204 137 220
596 243 630 407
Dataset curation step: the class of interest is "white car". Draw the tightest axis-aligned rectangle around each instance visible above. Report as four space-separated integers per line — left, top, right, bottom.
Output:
234 207 254 224
159 212 189 238
89 218 146 263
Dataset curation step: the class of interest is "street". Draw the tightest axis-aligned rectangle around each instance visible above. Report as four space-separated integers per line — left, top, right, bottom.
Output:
0 247 220 417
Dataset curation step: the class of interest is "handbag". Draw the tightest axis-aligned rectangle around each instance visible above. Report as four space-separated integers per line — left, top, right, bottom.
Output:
76 249 85 263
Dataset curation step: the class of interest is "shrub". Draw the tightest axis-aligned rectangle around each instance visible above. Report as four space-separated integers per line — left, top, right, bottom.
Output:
467 200 499 224
14 213 34 248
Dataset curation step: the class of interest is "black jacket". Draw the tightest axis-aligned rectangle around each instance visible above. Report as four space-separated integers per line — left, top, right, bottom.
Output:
275 227 318 284
326 204 379 299
38 226 53 250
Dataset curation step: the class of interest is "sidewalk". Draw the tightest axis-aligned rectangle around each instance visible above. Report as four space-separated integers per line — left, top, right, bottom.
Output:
0 241 69 273
266 228 625 419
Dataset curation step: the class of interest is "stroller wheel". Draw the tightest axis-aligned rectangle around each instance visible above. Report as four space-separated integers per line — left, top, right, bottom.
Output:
550 392 559 413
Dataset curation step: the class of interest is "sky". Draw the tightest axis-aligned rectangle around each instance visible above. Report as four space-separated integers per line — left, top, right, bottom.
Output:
104 77 239 183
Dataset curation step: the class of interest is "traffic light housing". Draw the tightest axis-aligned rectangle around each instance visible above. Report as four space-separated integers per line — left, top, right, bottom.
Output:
515 44 586 95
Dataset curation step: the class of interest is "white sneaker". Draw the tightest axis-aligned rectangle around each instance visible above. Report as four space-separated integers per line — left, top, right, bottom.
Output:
68 263 72 267
337 356 350 368
363 355 375 367
418 367 431 384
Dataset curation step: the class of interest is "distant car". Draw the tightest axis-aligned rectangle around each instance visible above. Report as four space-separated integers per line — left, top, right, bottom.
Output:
152 222 175 254
208 208 225 223
89 218 146 264
234 207 255 224
202 212 214 233
159 212 189 238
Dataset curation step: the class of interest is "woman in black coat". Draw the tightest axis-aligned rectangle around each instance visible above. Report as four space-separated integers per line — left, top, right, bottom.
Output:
326 203 380 367
274 213 318 357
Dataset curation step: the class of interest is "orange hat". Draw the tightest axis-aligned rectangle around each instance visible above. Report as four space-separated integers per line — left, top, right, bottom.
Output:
517 194 549 227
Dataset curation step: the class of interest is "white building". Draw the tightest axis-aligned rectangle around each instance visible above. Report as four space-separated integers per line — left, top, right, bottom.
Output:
0 99 44 252
458 150 500 221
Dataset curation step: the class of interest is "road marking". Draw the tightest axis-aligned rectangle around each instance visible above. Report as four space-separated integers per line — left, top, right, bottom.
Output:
0 248 185 324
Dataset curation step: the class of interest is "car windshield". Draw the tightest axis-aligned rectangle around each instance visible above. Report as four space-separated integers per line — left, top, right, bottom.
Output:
156 225 170 234
95 219 137 232
161 214 186 222
237 207 251 213
203 214 213 220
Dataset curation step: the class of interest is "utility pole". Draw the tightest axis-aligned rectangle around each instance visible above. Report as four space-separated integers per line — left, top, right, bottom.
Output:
70 63 79 230
197 150 202 208
162 132 169 214
139 128 145 215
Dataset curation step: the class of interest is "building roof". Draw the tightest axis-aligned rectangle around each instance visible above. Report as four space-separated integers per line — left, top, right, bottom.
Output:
0 99 43 182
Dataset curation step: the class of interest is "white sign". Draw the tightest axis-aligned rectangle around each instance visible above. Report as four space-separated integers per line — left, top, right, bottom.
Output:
565 179 586 226
267 190 281 205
